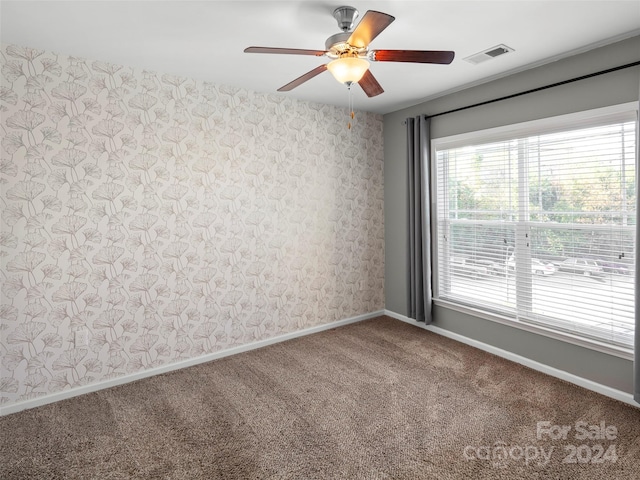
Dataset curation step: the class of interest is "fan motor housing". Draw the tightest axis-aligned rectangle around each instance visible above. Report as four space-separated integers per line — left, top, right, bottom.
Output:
325 32 351 52
325 32 366 58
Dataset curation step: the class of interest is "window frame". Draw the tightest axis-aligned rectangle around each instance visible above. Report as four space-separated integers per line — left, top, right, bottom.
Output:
430 102 638 359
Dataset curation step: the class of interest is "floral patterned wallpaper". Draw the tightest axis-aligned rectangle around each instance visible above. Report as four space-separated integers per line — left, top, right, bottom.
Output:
0 43 384 408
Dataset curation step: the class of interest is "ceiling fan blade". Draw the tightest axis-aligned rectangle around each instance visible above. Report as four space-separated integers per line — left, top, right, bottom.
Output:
244 47 327 56
358 69 384 97
347 11 395 48
278 64 328 92
371 50 455 64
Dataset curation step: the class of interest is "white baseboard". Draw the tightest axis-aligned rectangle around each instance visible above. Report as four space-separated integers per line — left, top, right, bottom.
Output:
1 310 384 416
384 309 639 409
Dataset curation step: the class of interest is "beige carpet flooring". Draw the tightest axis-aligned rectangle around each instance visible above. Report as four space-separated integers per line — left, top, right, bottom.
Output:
1 316 639 479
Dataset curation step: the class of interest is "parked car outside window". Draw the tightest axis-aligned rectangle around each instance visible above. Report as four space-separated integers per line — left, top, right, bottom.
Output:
505 257 557 275
595 260 632 275
558 258 604 277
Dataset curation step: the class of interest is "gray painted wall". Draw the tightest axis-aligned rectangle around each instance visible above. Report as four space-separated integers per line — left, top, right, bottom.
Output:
433 305 634 393
384 36 640 393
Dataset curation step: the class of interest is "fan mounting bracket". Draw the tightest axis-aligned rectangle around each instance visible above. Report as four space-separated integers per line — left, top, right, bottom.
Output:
332 6 359 32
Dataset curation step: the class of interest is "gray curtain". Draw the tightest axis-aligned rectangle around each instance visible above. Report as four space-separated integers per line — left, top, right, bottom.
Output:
406 115 432 323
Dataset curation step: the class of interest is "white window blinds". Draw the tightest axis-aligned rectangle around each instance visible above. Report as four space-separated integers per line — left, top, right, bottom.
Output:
434 106 637 348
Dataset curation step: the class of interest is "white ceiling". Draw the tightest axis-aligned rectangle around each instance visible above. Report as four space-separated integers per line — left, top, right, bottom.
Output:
2 1 639 114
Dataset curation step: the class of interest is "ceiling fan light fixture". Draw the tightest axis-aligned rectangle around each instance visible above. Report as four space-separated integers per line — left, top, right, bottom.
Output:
327 57 370 84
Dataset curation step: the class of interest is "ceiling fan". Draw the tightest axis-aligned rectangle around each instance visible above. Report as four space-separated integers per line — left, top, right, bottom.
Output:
244 6 455 98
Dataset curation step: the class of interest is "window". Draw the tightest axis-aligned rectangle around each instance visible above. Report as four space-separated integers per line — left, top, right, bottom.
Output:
433 104 637 350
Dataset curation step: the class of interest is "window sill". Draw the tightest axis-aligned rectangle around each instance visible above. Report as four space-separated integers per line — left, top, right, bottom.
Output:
433 298 634 361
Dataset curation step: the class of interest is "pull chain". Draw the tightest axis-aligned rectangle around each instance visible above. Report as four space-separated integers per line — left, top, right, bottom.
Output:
347 83 355 130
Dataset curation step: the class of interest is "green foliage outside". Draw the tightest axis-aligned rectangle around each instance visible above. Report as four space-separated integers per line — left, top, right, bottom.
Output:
443 125 636 262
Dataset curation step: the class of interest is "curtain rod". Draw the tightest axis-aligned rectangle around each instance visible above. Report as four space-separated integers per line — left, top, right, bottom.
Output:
402 60 640 124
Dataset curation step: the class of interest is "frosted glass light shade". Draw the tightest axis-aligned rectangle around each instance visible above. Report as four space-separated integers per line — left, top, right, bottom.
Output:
327 57 370 84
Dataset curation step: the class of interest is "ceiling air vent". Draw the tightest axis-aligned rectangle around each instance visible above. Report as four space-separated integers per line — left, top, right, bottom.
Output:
464 44 514 65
